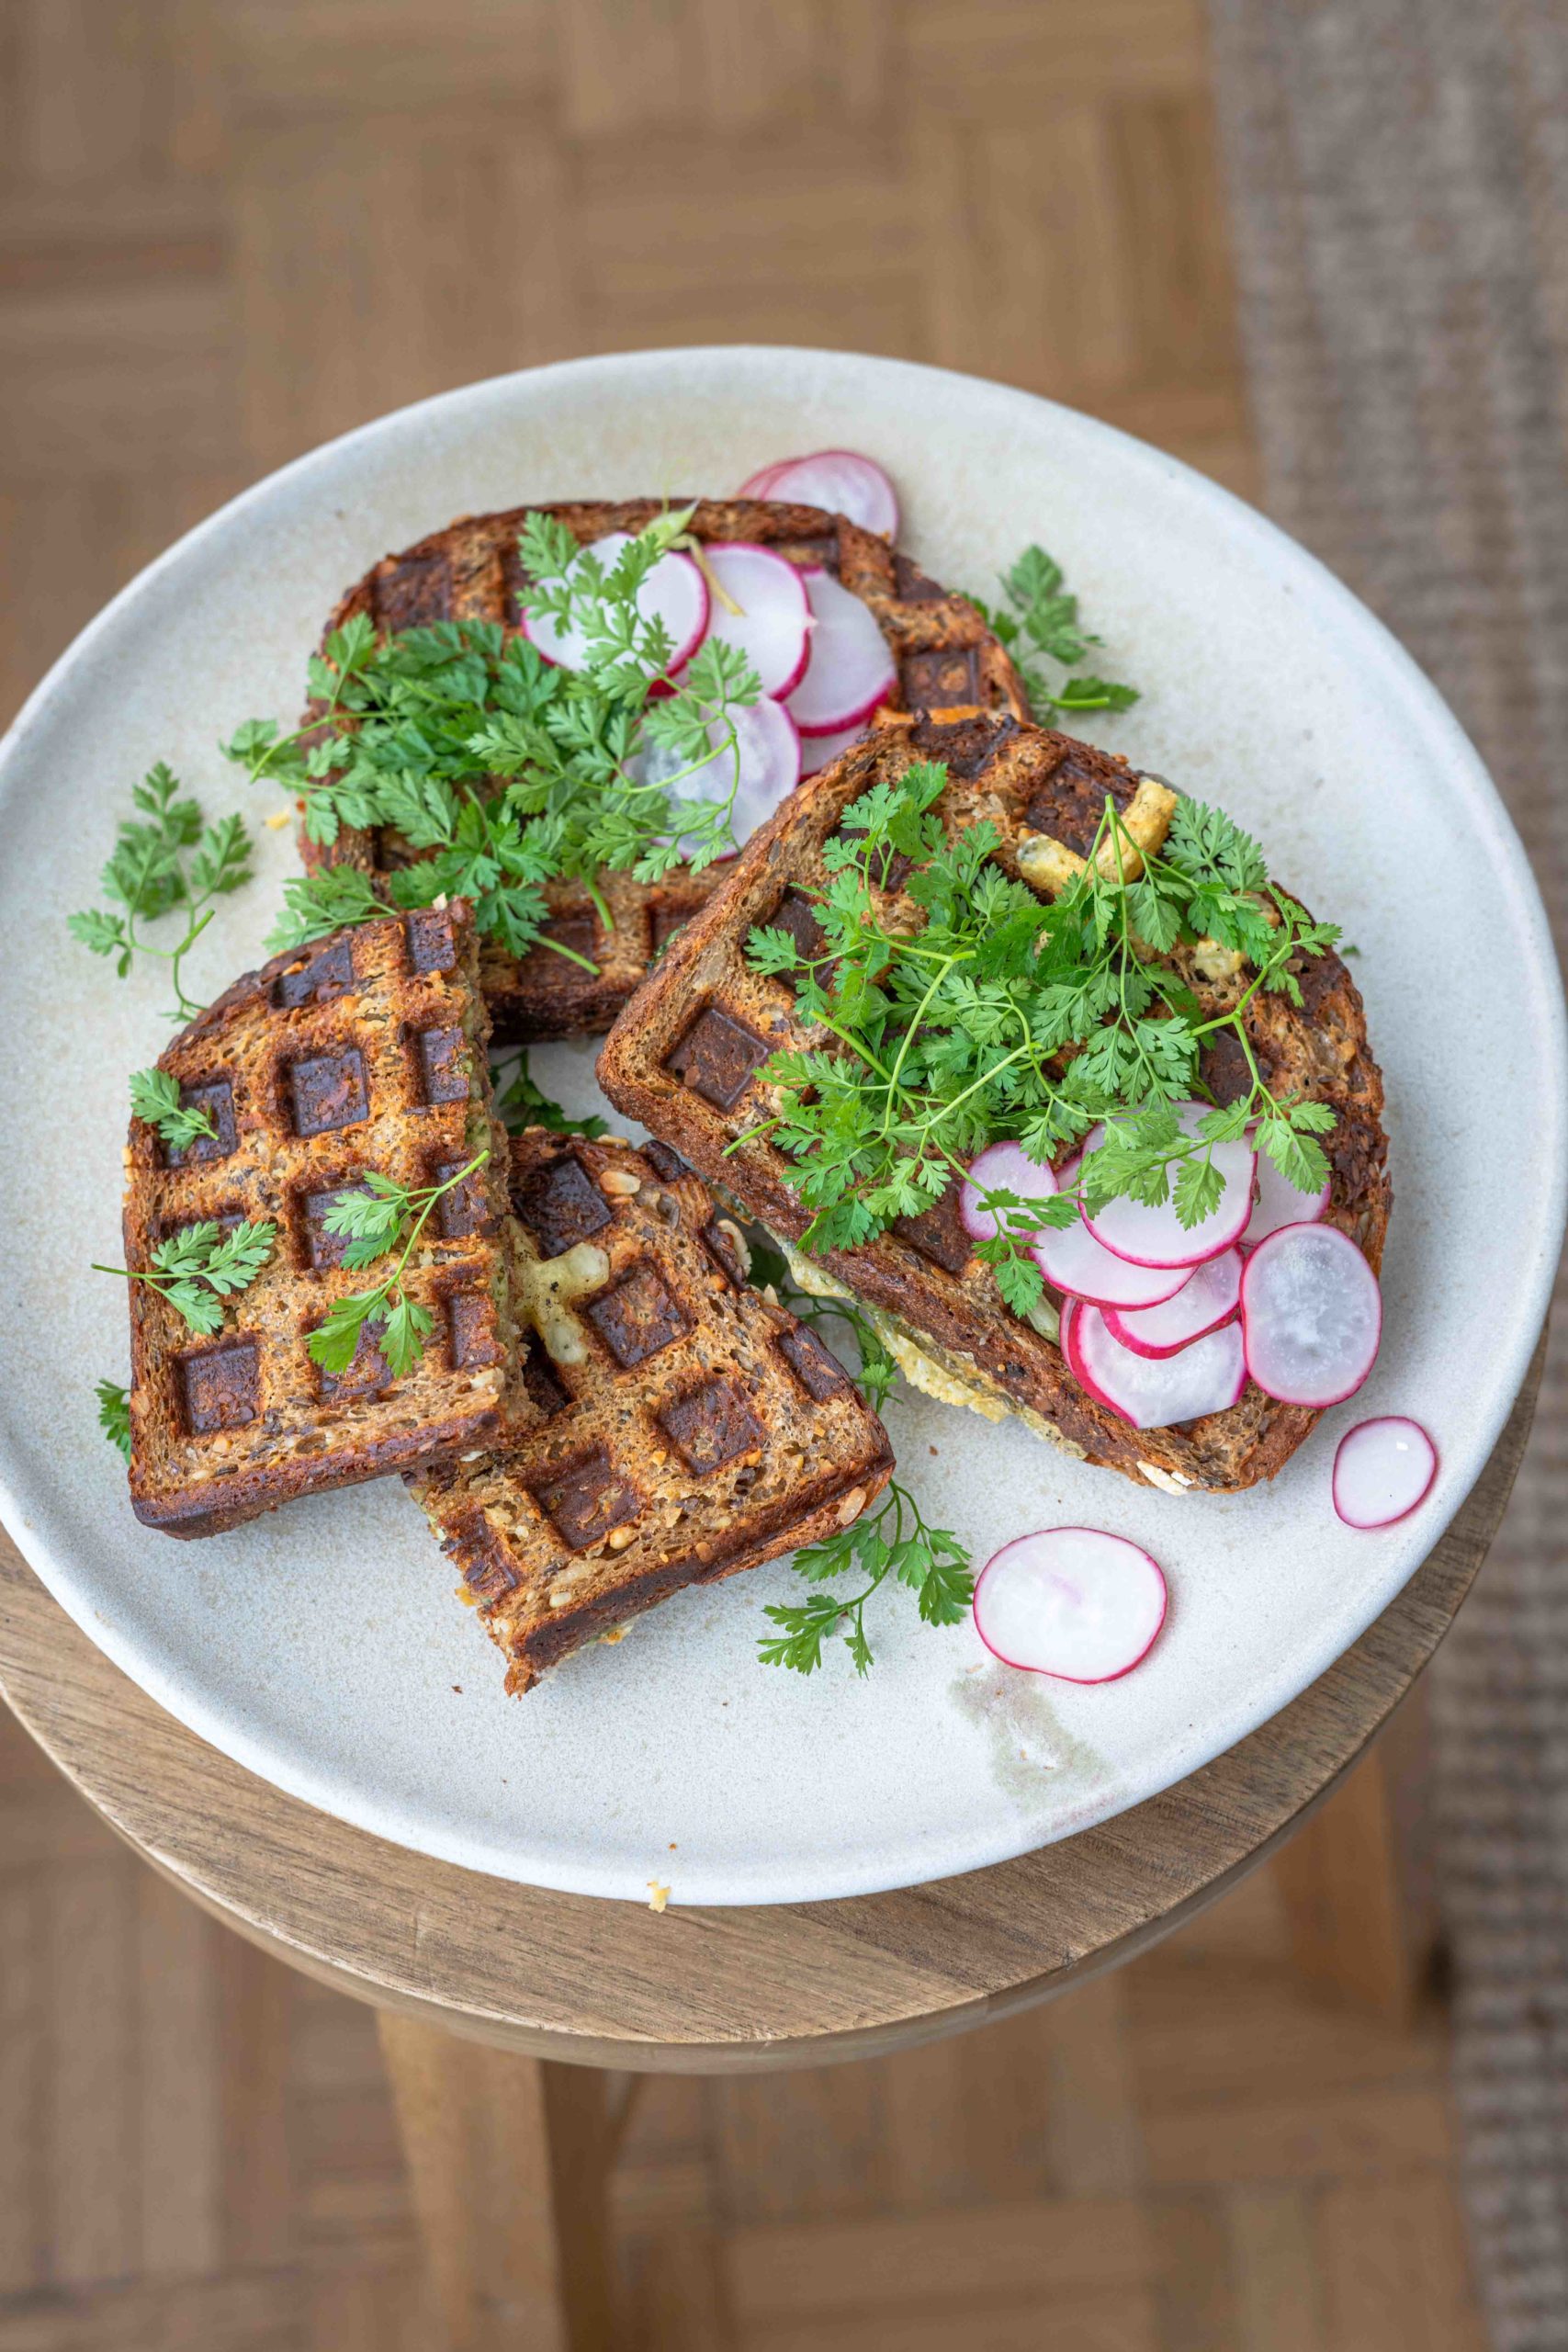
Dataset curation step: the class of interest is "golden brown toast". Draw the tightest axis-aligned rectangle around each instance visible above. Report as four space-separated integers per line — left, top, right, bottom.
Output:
304 495 1029 1042
409 1130 896 1693
123 902 519 1536
594 716 1391 1496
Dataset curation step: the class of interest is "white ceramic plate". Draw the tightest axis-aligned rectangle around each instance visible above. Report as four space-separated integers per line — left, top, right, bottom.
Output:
0 349 1562 1905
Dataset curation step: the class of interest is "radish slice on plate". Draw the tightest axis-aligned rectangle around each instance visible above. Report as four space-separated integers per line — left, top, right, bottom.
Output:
974 1527 1168 1683
1084 1102 1256 1269
629 695 801 856
520 532 707 676
1103 1249 1241 1358
800 720 871 776
1071 1304 1247 1430
960 1140 1056 1242
736 461 789 499
1032 1139 1190 1309
759 450 899 538
1243 1148 1332 1250
786 570 898 734
1333 1418 1438 1529
693 542 812 699
1240 1222 1382 1407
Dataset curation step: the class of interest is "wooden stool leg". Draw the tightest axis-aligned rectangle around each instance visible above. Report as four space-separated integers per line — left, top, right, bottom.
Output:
378 2010 618 2352
1271 1682 1438 2023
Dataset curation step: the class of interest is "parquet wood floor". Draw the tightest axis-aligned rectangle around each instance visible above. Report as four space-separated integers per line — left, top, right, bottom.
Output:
0 3 1485 2345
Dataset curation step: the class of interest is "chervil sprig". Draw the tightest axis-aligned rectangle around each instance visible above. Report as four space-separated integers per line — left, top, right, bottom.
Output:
96 1379 131 1460
744 765 1339 1319
129 1066 219 1152
747 1250 974 1675
307 1151 489 1380
94 1220 276 1337
490 1049 607 1141
69 763 254 1021
970 544 1139 718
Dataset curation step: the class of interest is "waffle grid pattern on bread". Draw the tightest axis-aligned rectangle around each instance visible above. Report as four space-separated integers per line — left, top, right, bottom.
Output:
594 715 1391 1496
305 495 1030 1042
124 903 519 1536
409 1130 896 1694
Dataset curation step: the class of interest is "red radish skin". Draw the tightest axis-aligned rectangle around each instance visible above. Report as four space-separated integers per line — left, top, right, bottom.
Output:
520 532 707 676
1242 1149 1332 1250
1240 1222 1382 1408
759 450 899 537
736 461 789 499
1030 1140 1193 1311
1084 1102 1256 1270
692 542 813 699
973 1528 1168 1683
1333 1418 1438 1529
960 1140 1057 1243
1103 1249 1242 1358
1072 1305 1247 1430
786 569 898 734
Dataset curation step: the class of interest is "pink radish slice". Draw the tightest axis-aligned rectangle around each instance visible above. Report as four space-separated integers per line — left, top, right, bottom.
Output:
1243 1148 1332 1250
974 1527 1168 1683
694 542 813 699
1084 1102 1256 1270
1240 1222 1382 1408
1032 1138 1191 1309
1103 1249 1241 1358
630 695 801 856
520 532 708 676
736 461 789 499
1333 1418 1438 1530
800 720 871 776
761 450 899 538
786 569 898 734
960 1140 1056 1242
1071 1305 1247 1430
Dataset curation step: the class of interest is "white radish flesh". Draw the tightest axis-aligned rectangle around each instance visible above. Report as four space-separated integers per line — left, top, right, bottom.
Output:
960 1140 1057 1242
974 1527 1168 1683
1243 1148 1332 1250
761 449 900 537
520 531 707 676
787 570 897 733
800 720 872 776
1084 1102 1256 1269
1240 1222 1382 1407
1103 1249 1241 1358
629 695 801 857
1032 1137 1190 1308
1333 1418 1438 1529
693 542 812 699
1071 1304 1247 1430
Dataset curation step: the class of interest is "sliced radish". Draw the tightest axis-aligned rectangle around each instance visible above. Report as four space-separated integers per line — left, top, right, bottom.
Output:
1333 1418 1438 1530
630 695 801 856
800 720 873 777
521 531 707 677
974 1527 1168 1683
1240 1222 1382 1408
1084 1103 1256 1270
736 461 790 499
1103 1250 1241 1358
694 542 812 700
960 1140 1057 1242
1244 1147 1332 1250
759 450 899 538
786 569 898 734
1032 1137 1190 1309
1071 1305 1247 1430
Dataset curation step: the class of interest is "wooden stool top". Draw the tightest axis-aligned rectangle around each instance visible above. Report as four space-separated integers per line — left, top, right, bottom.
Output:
0 1356 1538 2074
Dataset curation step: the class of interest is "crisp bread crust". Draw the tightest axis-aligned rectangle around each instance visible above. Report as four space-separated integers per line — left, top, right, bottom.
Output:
408 1131 896 1694
123 902 519 1537
304 495 1030 1043
594 717 1392 1496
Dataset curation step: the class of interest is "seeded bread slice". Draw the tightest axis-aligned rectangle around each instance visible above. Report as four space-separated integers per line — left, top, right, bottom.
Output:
124 902 520 1536
593 716 1392 1497
304 495 1030 1043
408 1131 895 1694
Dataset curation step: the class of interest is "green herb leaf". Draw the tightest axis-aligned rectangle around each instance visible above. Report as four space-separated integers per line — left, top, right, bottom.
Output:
69 764 254 1021
96 1378 131 1460
129 1067 218 1151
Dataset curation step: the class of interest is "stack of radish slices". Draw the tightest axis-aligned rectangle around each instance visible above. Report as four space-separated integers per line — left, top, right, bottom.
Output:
964 1101 1384 1431
519 450 905 842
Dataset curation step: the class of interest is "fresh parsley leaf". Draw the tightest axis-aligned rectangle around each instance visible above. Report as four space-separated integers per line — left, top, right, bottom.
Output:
69 764 254 1021
128 1067 217 1151
265 867 389 953
94 1218 276 1336
306 1154 488 1379
96 1378 131 1460
970 546 1138 721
